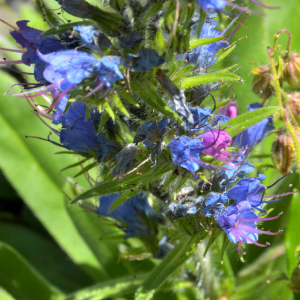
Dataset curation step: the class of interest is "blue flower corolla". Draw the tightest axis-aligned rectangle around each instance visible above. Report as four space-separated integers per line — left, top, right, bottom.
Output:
186 107 211 132
74 24 98 44
58 100 120 159
211 156 255 191
234 103 275 149
196 0 226 12
202 191 228 216
60 101 100 152
38 50 100 91
134 119 170 155
217 202 282 253
188 20 228 71
227 174 266 204
168 136 204 177
128 48 165 72
8 20 65 82
96 193 156 239
118 32 144 48
195 0 279 14
52 95 69 125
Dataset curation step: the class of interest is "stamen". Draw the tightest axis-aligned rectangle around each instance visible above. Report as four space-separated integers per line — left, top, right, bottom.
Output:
0 60 24 65
226 12 249 42
0 19 18 30
0 47 25 53
266 172 292 189
238 224 282 235
236 228 268 247
238 212 283 223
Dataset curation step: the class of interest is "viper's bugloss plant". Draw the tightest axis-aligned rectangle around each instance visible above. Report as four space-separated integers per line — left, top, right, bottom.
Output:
1 0 300 299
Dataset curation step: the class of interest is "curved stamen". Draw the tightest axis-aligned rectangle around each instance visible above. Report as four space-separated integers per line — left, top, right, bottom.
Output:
236 228 268 247
238 212 283 223
237 224 282 235
266 172 292 189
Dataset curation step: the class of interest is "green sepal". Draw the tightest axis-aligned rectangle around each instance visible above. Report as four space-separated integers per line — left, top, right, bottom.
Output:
102 101 115 121
60 158 89 172
108 189 139 212
98 110 109 133
215 44 236 64
112 93 130 117
189 36 224 50
73 161 97 178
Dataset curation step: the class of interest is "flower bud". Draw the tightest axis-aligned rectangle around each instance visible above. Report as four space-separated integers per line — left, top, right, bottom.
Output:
272 130 295 175
288 263 300 293
283 51 300 88
251 65 274 99
287 92 300 126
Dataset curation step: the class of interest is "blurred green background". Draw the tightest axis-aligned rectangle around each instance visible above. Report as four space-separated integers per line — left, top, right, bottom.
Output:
0 0 300 299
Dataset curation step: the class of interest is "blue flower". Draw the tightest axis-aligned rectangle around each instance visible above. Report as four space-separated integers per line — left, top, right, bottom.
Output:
227 174 266 204
128 48 165 72
9 20 65 82
74 24 98 44
38 50 101 90
234 103 275 148
211 157 255 191
134 119 170 155
168 136 204 177
59 101 121 160
195 0 226 12
60 101 100 153
166 196 203 218
188 19 228 71
118 32 144 48
217 202 282 253
52 95 69 125
202 191 228 216
38 51 125 92
185 107 211 132
96 193 156 239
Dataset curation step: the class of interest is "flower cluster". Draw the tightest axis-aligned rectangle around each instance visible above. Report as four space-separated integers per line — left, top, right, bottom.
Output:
1 0 294 259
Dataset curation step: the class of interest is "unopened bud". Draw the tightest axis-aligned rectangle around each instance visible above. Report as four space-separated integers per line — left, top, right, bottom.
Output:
252 65 274 100
288 263 300 293
287 92 300 126
272 129 295 175
283 51 300 88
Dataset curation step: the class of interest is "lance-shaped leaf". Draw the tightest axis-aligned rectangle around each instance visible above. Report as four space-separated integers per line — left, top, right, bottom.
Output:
0 242 64 300
179 72 240 89
225 106 283 138
135 234 201 300
71 161 173 203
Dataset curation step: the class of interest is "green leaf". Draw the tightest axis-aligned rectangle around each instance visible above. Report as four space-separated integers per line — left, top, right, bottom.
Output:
225 106 283 138
0 222 93 293
180 72 240 89
215 45 236 64
189 36 224 49
109 189 139 212
112 93 130 117
0 241 63 300
60 158 89 172
119 91 140 107
65 275 148 300
97 110 109 133
39 21 94 37
214 99 231 110
285 173 300 276
135 234 200 300
102 101 115 121
71 161 173 203
133 81 182 122
73 161 97 178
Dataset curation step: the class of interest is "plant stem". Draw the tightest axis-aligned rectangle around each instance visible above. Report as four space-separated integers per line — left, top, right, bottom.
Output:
268 36 300 172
